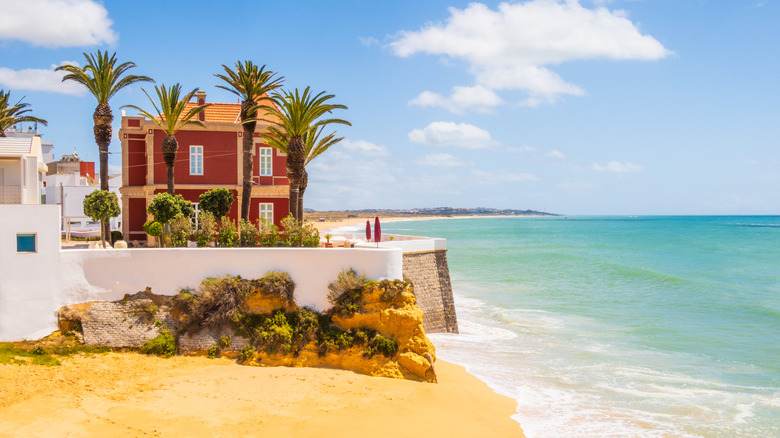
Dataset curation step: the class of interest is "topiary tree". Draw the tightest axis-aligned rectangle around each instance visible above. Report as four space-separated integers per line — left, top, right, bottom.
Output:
143 220 163 245
83 190 120 248
199 188 233 218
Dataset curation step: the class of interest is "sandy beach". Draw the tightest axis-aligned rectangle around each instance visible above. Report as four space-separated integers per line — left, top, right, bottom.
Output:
0 353 523 437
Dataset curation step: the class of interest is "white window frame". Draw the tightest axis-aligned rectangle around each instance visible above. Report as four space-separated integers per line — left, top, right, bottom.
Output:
258 203 273 223
258 146 272 176
190 145 204 175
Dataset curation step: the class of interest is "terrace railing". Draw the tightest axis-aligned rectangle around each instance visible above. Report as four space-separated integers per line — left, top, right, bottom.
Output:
0 185 22 204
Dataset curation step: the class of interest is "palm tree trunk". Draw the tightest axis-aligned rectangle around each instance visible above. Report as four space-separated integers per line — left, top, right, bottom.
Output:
93 103 113 245
298 168 308 224
286 135 306 223
161 135 178 195
240 100 257 221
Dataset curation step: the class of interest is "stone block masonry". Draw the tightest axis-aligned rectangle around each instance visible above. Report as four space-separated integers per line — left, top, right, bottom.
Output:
81 301 171 347
403 250 458 334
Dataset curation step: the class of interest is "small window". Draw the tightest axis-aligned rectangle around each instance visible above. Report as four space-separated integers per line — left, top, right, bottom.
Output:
258 147 272 176
259 203 273 223
17 233 36 253
190 146 204 175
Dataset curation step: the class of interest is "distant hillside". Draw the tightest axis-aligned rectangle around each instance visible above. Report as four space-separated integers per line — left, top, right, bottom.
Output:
304 207 559 221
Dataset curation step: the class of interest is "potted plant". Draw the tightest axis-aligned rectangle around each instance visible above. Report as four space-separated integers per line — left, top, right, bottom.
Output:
324 233 333 248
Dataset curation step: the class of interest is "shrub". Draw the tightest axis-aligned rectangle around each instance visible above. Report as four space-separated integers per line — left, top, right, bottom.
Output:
258 217 280 247
199 188 234 218
111 230 123 242
217 216 238 247
172 288 198 320
236 310 294 354
194 211 217 247
238 344 256 363
258 271 295 302
327 269 367 318
140 330 176 357
317 324 354 357
169 213 192 247
290 306 320 347
239 219 260 247
184 275 250 329
363 334 398 358
218 335 232 349
207 345 220 358
280 215 319 247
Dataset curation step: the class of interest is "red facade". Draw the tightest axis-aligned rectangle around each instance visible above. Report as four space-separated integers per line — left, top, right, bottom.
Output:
118 97 290 242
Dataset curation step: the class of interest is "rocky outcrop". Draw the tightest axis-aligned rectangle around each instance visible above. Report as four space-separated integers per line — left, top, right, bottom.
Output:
54 275 438 382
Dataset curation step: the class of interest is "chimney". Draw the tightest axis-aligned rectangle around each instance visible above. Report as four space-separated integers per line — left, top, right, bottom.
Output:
196 90 206 122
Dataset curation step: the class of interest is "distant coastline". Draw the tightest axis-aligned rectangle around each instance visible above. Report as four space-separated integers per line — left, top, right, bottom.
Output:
305 208 559 233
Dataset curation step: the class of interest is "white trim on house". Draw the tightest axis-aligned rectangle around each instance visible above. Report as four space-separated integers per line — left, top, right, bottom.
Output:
189 145 204 175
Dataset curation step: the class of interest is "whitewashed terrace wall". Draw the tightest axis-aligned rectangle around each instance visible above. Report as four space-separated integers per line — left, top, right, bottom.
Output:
0 205 404 341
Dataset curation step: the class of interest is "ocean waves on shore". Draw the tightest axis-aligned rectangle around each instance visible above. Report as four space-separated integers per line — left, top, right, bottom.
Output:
381 216 780 438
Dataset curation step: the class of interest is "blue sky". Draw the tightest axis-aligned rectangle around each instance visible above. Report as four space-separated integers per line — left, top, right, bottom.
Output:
1 0 778 215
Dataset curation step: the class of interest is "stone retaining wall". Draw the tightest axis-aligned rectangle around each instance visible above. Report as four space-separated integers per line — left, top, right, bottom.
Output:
402 250 458 334
81 301 170 347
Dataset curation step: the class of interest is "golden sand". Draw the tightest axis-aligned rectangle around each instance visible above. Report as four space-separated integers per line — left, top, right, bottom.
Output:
0 353 523 437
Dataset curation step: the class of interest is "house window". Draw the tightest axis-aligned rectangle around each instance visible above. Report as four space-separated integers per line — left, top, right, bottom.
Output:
190 146 203 175
258 147 272 176
192 202 200 229
17 233 36 253
258 203 273 223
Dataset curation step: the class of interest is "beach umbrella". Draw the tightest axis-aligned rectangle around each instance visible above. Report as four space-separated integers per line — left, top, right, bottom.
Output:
374 217 381 245
366 220 371 241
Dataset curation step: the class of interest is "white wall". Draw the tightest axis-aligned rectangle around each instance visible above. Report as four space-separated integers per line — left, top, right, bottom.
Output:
0 205 62 341
0 209 403 340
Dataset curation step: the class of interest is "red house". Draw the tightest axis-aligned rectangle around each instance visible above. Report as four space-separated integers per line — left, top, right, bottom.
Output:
118 91 289 242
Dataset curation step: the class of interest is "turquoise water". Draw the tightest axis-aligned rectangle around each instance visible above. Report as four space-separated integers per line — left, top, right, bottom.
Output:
381 216 780 437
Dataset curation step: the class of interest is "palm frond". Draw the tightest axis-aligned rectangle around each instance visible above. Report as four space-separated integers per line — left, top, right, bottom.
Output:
0 90 48 133
121 83 208 135
56 50 153 104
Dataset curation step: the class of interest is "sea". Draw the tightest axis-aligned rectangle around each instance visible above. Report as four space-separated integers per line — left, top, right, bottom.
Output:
372 216 778 437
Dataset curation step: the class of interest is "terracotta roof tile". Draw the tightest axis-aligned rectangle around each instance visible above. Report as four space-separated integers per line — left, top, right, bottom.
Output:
179 99 281 125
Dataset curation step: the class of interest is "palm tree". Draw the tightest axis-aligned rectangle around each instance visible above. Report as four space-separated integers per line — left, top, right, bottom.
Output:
214 61 283 221
122 84 209 194
56 51 152 242
261 87 350 222
0 90 48 136
265 125 344 222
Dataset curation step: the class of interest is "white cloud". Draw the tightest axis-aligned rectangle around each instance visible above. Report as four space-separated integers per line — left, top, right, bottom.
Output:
592 160 644 173
471 169 539 184
546 149 566 159
408 121 497 149
0 62 86 95
506 145 537 153
358 36 380 47
558 182 597 192
390 1 671 111
416 153 469 168
0 0 116 47
341 139 389 156
409 85 503 114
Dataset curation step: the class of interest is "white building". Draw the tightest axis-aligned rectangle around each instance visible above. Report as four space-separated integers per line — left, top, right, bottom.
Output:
0 136 48 205
45 171 122 235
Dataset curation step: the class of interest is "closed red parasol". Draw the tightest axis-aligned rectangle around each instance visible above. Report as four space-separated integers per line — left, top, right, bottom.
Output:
366 220 371 241
374 217 381 245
